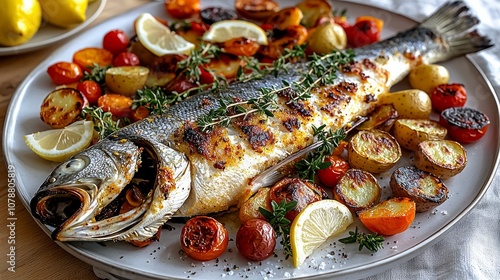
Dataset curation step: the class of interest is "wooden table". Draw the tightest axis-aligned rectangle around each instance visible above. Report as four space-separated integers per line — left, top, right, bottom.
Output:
0 1 148 279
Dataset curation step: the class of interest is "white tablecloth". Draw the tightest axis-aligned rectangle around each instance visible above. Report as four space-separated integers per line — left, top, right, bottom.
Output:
353 0 500 279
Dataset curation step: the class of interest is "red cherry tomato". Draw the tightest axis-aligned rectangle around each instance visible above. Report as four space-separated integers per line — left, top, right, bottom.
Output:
190 21 210 33
180 216 228 261
430 83 467 112
345 19 381 48
439 107 490 143
167 77 197 93
97 93 133 118
77 80 102 105
103 29 130 55
236 219 276 261
165 0 201 19
113 52 140 67
47 62 83 85
198 67 215 84
317 155 350 188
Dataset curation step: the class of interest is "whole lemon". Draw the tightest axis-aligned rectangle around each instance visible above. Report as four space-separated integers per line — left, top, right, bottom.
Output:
39 0 88 29
0 0 42 47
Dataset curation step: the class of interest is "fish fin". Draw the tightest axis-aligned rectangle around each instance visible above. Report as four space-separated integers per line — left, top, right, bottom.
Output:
420 1 493 57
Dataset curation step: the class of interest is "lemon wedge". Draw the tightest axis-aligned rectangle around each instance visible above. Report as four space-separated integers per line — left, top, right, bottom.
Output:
290 199 354 267
202 20 268 45
135 13 195 56
0 0 42 46
24 120 94 162
39 0 88 29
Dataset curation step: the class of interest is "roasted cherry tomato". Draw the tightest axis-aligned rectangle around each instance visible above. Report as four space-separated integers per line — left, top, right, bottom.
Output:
113 52 140 67
47 62 83 85
317 155 350 188
345 19 382 48
269 178 326 222
166 77 197 93
223 37 260 57
130 105 150 122
198 66 215 84
439 107 490 143
190 21 210 33
180 216 228 261
200 7 238 25
77 80 102 105
97 93 133 118
165 0 201 19
236 219 276 261
430 83 467 112
73 47 113 71
103 29 130 55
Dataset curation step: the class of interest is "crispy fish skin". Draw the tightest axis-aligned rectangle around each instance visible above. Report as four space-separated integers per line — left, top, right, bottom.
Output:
30 1 492 242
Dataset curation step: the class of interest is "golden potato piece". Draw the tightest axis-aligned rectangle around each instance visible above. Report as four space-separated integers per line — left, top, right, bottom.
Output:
390 166 448 212
413 140 467 179
235 0 279 21
348 129 402 174
40 88 86 129
378 89 432 119
239 187 271 223
265 7 303 30
409 64 450 94
296 0 332 28
105 66 149 97
357 104 398 132
393 119 447 151
333 169 381 213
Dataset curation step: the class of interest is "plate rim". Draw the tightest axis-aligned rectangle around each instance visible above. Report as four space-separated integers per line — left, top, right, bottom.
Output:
3 0 500 279
0 0 107 56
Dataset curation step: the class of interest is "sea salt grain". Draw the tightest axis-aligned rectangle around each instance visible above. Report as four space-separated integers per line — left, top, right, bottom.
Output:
441 210 448 215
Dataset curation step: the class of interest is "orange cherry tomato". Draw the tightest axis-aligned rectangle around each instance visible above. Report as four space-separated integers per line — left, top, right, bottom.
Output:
180 216 228 261
130 105 150 122
439 107 490 143
77 80 102 105
97 93 133 118
47 62 83 85
430 83 467 112
358 197 416 236
73 47 113 71
223 37 260 57
317 155 350 188
355 16 384 32
236 219 276 261
165 0 201 19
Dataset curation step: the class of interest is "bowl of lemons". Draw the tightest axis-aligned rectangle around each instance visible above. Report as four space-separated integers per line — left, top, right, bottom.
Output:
0 0 106 56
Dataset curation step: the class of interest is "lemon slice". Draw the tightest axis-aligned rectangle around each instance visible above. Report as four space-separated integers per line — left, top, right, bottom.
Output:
135 13 195 56
202 20 268 45
290 199 354 267
24 120 94 162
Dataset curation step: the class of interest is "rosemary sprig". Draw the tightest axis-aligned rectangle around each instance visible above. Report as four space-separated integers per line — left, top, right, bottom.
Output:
338 226 385 252
82 63 110 87
294 125 347 181
82 107 124 139
259 200 298 259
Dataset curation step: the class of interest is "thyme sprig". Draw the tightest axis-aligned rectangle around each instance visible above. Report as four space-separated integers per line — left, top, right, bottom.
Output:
82 107 125 140
177 42 221 82
338 226 385 252
259 200 298 259
82 63 110 87
294 125 347 181
132 87 172 115
197 49 354 131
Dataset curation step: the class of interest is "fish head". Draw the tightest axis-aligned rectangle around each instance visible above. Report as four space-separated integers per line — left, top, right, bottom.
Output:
30 138 143 237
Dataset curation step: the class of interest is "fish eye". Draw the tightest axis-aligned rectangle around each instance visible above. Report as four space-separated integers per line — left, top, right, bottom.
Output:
62 157 88 173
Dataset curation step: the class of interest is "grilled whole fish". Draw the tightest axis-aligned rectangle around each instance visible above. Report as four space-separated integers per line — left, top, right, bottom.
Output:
30 1 492 243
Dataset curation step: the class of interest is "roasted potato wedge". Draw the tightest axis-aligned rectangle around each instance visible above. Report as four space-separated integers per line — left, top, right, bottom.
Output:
357 104 398 132
390 166 448 212
129 39 157 67
333 169 381 213
105 66 150 97
235 0 279 21
40 88 87 129
413 140 467 179
409 64 450 94
239 187 271 223
296 0 332 28
378 89 432 119
393 119 447 151
358 197 416 236
348 129 402 174
265 7 303 30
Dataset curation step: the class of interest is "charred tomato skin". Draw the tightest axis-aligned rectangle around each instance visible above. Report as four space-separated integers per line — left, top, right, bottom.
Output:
180 216 228 261
439 107 490 143
200 7 238 25
236 219 276 261
430 83 467 112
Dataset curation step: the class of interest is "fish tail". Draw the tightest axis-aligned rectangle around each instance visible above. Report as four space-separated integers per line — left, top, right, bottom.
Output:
420 1 493 58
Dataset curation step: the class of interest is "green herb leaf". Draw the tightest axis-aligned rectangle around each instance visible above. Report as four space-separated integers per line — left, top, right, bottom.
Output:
259 200 298 259
338 226 385 252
